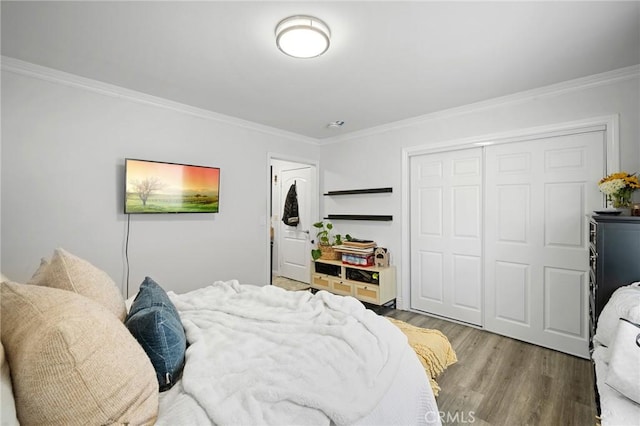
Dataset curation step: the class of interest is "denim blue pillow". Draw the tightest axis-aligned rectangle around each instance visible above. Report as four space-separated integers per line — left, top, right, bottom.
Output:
125 277 186 391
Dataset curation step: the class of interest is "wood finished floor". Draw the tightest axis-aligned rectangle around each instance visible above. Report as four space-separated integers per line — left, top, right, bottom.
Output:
271 278 596 425
384 309 597 426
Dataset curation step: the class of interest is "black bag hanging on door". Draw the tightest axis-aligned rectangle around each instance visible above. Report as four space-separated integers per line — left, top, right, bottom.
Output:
282 182 299 226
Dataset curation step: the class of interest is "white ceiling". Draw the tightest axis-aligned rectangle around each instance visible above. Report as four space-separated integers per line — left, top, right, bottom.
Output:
2 1 639 140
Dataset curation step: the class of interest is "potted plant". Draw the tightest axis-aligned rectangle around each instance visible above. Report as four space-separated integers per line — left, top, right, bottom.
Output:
311 221 349 261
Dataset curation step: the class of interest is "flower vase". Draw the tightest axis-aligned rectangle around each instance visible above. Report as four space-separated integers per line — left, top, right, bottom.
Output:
611 192 633 215
611 188 633 208
608 196 630 215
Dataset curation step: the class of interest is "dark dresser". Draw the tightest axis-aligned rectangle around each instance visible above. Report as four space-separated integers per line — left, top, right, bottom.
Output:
589 214 640 416
589 214 640 336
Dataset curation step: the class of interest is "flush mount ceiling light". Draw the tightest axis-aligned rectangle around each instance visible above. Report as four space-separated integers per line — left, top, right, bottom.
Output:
275 15 330 58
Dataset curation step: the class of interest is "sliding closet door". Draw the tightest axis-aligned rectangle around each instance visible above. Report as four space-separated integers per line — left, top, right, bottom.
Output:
484 131 604 357
410 148 483 326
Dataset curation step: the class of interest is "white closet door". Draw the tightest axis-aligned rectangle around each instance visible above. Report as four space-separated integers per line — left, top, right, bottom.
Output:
410 148 483 326
484 131 604 358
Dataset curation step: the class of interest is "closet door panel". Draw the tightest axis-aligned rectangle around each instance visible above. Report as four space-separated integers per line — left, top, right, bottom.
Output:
419 188 442 236
543 267 585 338
545 182 585 247
484 131 604 358
452 254 482 311
497 185 530 243
410 148 483 325
494 261 530 325
418 251 444 302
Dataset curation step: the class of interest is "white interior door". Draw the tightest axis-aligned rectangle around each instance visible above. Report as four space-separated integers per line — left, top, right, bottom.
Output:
279 166 313 283
410 148 483 326
484 130 604 358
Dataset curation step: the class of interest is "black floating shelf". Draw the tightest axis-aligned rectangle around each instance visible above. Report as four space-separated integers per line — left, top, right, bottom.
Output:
325 214 393 221
324 187 392 196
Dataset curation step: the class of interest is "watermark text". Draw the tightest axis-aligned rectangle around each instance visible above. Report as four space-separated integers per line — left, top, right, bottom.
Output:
425 410 476 424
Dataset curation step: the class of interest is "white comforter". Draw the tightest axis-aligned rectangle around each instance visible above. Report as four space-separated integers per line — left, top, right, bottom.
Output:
163 280 414 426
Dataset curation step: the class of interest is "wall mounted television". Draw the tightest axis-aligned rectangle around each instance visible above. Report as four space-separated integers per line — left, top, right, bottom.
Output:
124 158 220 214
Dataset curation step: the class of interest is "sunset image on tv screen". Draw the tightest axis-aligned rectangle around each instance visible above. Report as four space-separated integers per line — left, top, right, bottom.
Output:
125 159 220 213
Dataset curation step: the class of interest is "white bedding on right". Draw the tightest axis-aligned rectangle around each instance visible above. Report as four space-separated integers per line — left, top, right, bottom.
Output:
592 345 640 426
592 282 640 426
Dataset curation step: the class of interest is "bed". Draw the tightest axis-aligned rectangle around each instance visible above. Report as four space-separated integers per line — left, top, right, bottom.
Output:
591 282 640 426
1 248 452 425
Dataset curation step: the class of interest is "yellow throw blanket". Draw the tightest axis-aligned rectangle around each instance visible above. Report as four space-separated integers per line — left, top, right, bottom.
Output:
387 318 457 396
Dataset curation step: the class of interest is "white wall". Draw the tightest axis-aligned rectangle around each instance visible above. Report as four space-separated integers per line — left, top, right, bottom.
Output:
1 69 318 296
319 70 640 308
3 64 638 304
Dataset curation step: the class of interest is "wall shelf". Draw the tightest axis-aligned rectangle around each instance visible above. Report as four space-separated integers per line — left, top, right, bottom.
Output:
324 187 392 196
323 187 393 221
324 214 393 221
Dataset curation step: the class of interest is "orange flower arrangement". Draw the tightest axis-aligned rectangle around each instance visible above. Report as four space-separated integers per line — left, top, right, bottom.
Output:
598 172 639 208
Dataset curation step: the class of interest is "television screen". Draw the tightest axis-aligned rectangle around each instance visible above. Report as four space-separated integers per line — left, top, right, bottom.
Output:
124 158 220 214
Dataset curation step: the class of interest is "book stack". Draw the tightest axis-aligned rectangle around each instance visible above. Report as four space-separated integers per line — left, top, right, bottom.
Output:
333 239 377 266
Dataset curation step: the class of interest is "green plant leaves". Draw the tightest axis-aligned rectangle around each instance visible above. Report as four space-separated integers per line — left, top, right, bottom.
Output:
311 249 322 260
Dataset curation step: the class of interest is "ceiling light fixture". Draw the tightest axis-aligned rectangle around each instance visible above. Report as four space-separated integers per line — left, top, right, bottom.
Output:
275 15 331 59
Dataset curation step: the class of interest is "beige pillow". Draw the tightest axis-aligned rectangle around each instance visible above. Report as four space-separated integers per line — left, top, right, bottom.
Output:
29 248 126 321
1 342 20 426
1 282 158 425
0 273 9 283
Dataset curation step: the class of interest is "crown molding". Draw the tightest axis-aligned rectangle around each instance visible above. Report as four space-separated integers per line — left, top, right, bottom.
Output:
320 64 640 145
3 56 637 147
1 56 318 146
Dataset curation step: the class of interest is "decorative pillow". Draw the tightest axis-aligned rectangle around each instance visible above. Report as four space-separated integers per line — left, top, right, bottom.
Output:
29 248 126 321
1 281 159 425
126 277 187 391
0 342 19 426
29 257 49 283
595 282 640 347
606 318 640 404
0 273 9 283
